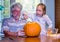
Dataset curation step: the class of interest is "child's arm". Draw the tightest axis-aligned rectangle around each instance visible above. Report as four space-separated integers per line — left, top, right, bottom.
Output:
44 15 53 34
44 15 52 28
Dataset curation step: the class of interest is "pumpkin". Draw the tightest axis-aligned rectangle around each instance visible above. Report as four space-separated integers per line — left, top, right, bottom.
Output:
23 22 41 37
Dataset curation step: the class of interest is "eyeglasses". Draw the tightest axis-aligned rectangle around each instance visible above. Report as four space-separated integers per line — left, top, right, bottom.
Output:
36 9 42 12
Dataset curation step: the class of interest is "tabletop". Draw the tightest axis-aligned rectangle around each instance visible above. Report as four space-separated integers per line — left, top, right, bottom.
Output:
0 34 60 42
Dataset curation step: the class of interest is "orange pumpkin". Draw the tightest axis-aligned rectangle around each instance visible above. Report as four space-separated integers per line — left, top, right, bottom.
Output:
23 22 41 37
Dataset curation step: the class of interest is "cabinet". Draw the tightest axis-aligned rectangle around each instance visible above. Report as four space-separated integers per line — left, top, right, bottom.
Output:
55 0 60 33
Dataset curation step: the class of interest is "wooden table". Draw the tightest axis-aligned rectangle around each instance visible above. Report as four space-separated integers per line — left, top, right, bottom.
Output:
0 35 60 42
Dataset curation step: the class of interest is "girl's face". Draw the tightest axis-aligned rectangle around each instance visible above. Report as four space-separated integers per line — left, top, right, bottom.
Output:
36 5 44 16
12 6 21 20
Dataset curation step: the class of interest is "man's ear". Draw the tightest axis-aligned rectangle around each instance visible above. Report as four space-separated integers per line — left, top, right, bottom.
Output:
44 11 46 14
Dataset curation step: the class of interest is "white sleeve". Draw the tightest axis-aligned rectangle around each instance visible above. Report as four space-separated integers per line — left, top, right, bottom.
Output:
44 15 52 28
26 18 32 22
27 13 34 22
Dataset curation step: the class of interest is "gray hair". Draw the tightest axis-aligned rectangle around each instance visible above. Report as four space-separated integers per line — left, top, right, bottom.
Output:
10 2 22 12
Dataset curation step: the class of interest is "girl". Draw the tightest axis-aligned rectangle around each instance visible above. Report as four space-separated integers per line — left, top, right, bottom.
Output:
29 3 53 35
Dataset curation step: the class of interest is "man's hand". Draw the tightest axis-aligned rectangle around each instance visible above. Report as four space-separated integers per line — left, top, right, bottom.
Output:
4 30 18 37
18 30 25 36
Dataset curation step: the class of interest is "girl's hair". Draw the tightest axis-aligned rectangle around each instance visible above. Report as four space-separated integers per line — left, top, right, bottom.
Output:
37 3 46 14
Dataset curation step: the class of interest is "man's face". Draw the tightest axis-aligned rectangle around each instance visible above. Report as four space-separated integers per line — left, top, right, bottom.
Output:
36 5 44 16
12 6 21 19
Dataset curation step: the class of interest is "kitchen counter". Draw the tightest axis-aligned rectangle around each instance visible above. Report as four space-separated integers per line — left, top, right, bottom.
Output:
0 34 60 42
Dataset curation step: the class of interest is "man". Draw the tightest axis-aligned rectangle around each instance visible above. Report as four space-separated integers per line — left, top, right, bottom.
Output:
2 3 26 37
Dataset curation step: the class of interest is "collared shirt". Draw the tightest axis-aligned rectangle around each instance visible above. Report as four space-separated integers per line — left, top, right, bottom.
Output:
28 13 52 35
1 16 27 33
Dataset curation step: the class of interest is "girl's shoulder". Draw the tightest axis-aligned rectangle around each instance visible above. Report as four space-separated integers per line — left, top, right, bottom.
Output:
43 14 49 18
42 14 50 21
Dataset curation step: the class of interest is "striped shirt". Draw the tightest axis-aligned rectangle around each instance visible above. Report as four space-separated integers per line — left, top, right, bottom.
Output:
2 16 27 32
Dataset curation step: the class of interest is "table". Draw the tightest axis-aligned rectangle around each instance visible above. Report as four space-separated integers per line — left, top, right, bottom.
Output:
0 34 60 42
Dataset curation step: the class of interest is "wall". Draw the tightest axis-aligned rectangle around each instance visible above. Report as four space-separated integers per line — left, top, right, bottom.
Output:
45 0 55 28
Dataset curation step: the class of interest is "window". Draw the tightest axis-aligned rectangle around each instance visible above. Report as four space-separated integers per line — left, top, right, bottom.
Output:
0 0 10 32
16 0 41 13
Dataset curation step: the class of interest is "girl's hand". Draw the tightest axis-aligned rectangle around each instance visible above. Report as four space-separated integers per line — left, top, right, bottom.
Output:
47 28 52 35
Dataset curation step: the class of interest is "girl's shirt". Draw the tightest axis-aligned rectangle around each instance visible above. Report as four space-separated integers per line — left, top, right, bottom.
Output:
28 13 52 35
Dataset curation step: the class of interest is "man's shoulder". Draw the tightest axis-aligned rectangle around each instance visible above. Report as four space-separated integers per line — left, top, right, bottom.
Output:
2 17 11 22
